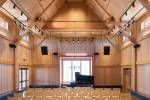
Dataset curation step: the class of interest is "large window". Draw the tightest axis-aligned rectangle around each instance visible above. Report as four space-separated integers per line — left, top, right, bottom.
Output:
19 31 29 42
0 17 8 30
61 57 92 84
141 16 150 30
123 32 132 43
19 68 29 90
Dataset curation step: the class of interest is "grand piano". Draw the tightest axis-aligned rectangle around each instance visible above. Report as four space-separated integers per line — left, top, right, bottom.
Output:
73 72 94 87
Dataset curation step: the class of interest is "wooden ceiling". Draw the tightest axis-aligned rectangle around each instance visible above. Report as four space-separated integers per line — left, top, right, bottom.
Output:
1 0 148 38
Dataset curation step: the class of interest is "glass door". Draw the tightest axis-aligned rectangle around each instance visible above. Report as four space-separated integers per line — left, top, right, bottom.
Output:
61 57 92 84
19 68 29 90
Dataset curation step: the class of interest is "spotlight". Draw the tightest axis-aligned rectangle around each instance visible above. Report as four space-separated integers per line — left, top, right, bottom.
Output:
132 2 135 7
21 11 23 16
27 17 29 21
125 12 127 16
13 4 16 9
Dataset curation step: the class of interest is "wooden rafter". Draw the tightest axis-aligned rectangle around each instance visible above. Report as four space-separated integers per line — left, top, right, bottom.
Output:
139 0 150 12
38 0 56 18
0 0 7 6
94 0 113 20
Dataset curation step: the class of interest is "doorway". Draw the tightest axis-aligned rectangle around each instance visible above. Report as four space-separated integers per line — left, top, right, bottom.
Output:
19 68 29 90
60 57 92 84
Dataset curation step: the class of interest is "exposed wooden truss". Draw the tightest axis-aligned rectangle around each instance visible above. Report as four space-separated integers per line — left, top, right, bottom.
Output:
0 0 7 6
94 0 113 20
139 0 150 12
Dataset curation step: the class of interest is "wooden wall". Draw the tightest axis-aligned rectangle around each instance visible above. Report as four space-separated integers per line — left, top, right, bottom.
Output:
14 45 32 89
0 11 32 94
32 38 121 86
94 66 121 86
93 39 121 86
120 12 150 97
0 64 14 94
136 36 150 96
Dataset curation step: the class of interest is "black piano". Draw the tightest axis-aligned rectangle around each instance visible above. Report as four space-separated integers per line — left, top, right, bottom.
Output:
73 72 94 87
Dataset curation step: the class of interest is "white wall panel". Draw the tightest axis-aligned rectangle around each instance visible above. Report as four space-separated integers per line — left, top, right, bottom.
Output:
137 64 150 96
0 64 13 95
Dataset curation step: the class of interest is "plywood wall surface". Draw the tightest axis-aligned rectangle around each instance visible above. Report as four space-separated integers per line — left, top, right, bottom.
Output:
32 67 59 85
94 67 121 86
0 37 14 64
137 64 150 96
0 64 13 94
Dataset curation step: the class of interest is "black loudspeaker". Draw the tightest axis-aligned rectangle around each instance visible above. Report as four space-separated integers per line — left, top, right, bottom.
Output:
104 46 110 55
53 52 58 55
9 43 17 48
133 43 141 48
94 52 99 55
41 46 48 55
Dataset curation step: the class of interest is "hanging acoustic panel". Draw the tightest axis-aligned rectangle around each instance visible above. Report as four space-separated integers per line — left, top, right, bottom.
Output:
41 46 48 55
104 46 110 55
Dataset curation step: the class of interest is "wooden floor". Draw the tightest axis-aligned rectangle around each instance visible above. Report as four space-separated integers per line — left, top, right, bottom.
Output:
8 87 136 100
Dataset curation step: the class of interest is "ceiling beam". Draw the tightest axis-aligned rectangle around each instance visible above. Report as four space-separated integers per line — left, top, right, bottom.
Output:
0 0 7 6
38 0 56 18
94 0 113 19
139 0 150 12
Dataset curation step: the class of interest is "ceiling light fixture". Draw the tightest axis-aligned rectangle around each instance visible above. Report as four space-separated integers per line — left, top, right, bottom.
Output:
21 11 23 16
13 3 16 9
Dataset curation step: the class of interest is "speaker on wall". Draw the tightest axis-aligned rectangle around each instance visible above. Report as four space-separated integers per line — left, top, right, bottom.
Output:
9 43 17 48
94 52 99 55
104 46 110 55
41 46 48 55
133 43 141 48
53 52 58 55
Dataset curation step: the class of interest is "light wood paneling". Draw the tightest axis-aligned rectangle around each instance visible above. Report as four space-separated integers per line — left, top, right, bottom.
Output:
32 38 58 65
0 64 13 94
16 45 31 66
121 46 132 66
0 37 14 64
44 2 108 31
136 37 150 64
137 64 150 96
32 67 59 85
94 67 121 86
94 40 120 66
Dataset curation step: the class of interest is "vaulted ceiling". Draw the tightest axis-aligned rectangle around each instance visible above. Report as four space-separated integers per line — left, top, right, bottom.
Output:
0 0 148 38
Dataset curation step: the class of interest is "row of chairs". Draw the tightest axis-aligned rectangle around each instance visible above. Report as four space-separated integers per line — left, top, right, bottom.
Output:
8 87 132 100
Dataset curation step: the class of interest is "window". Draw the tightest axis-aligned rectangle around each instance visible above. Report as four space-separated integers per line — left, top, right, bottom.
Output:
19 31 29 42
19 68 29 90
141 17 150 30
0 17 8 30
123 32 131 43
61 57 92 84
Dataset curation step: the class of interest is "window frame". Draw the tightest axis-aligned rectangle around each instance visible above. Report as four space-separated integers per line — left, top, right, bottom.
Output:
0 17 8 30
19 68 29 90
